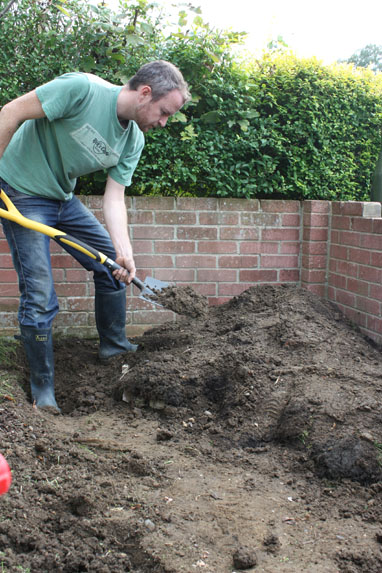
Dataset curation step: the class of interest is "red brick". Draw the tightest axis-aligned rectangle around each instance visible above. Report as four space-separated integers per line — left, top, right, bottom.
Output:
52 269 66 282
133 310 174 324
55 283 87 296
134 196 174 210
371 252 382 268
262 255 299 269
304 284 326 297
218 283 251 296
280 242 300 255
240 242 279 254
220 227 259 241
372 219 382 234
348 248 370 265
261 200 300 213
343 307 367 326
282 214 300 226
155 269 195 282
199 212 239 225
279 269 300 282
66 298 94 311
330 230 340 244
0 269 18 282
352 218 373 233
261 228 299 241
336 260 358 277
197 269 237 282
0 298 18 311
359 265 382 283
133 240 154 254
334 202 364 216
156 212 196 225
340 231 361 248
55 312 88 326
191 283 217 296
241 213 279 226
328 273 347 289
176 197 218 211
239 269 278 282
304 213 329 228
218 255 259 269
367 315 382 334
133 226 174 240
0 254 13 268
331 215 351 230
134 255 174 268
155 241 195 254
346 278 369 296
0 240 11 253
303 201 329 214
128 211 154 224
198 241 237 254
301 255 327 270
370 284 382 301
51 254 81 267
356 295 380 315
302 242 327 255
178 227 218 240
219 198 259 211
335 289 356 307
302 269 327 283
360 233 382 250
303 228 328 241
176 255 216 268
330 245 348 260
65 269 90 282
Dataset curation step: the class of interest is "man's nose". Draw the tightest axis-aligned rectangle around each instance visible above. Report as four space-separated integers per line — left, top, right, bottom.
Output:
159 117 168 127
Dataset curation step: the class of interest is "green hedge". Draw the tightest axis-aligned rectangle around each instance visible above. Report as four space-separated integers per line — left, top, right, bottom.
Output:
1 0 382 201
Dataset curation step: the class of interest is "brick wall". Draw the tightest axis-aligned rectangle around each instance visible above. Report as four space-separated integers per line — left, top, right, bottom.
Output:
1 196 382 345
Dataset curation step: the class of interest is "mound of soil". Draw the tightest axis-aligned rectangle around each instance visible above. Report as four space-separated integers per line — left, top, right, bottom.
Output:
2 284 382 572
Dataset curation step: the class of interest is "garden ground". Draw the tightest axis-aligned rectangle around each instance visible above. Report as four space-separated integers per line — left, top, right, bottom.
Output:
1 284 382 572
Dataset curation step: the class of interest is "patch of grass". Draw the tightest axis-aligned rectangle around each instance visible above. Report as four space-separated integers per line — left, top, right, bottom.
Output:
0 337 18 368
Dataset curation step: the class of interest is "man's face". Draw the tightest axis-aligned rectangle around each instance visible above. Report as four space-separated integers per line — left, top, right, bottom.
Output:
134 88 184 133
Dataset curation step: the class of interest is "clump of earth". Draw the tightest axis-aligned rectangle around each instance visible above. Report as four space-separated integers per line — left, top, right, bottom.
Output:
150 285 209 318
2 284 382 572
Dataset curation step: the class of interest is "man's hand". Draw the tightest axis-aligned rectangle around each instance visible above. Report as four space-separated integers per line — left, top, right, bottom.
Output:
103 176 136 284
114 254 136 285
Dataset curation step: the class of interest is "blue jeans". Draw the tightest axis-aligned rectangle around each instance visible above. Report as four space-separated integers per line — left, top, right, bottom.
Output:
0 179 124 329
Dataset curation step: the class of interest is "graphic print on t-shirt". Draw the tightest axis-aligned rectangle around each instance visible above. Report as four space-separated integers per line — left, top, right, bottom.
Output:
71 124 120 168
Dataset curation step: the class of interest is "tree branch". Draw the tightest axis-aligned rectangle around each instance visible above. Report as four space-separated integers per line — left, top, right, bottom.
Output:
0 0 18 20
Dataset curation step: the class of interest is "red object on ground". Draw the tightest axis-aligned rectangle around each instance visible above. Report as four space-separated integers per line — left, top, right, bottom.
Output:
0 453 11 495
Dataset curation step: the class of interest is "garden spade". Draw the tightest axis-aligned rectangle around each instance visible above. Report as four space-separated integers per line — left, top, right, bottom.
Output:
0 188 168 307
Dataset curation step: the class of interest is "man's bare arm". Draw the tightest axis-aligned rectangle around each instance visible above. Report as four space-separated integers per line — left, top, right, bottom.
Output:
103 175 135 284
0 90 45 159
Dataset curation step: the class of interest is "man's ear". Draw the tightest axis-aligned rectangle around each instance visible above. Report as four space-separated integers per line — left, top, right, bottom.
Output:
138 85 152 100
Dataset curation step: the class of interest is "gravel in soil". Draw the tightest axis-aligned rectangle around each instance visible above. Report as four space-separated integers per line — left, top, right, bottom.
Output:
2 284 382 572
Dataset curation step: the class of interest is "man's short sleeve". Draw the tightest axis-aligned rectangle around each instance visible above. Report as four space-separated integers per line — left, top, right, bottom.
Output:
36 73 90 121
107 127 145 187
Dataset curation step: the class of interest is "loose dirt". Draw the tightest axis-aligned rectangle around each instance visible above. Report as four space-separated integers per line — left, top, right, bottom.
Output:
2 284 382 572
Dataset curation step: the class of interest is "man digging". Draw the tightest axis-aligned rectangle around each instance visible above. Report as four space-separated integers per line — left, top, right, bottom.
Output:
0 60 189 412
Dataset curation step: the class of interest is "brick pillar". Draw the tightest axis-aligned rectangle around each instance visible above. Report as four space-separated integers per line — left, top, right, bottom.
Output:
301 200 330 297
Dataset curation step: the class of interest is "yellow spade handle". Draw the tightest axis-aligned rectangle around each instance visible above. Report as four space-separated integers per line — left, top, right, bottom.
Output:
0 188 120 270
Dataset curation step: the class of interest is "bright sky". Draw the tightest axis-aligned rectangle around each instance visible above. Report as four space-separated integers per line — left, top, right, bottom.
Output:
159 0 382 64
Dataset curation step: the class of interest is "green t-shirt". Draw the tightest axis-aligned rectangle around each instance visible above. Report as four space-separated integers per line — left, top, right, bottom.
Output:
0 72 145 200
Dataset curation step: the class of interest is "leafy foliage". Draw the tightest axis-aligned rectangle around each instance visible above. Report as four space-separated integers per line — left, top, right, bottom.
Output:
1 0 382 201
344 44 382 73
